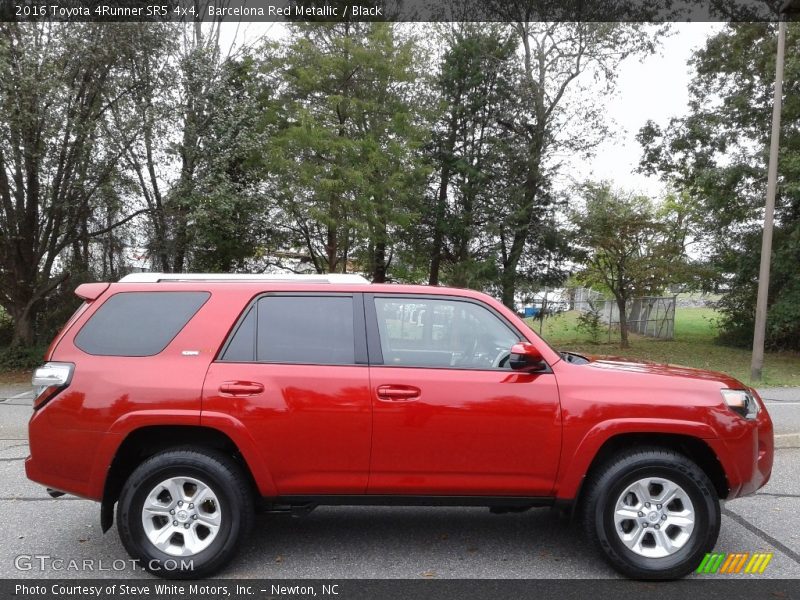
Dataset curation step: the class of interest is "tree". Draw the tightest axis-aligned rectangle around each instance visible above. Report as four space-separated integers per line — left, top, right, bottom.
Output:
271 22 429 281
426 23 518 288
571 183 695 347
638 23 800 350
121 18 258 273
474 6 663 308
0 23 165 345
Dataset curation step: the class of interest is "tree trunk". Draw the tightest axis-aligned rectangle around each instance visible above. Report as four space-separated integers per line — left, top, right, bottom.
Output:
326 224 338 273
616 295 629 348
10 306 35 348
501 266 517 311
372 240 387 283
429 148 454 286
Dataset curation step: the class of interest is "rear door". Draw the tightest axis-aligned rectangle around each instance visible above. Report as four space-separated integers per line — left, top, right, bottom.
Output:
366 294 561 496
202 293 372 495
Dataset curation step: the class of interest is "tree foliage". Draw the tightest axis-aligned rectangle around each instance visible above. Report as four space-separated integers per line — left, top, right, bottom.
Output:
269 22 430 281
0 21 668 346
638 23 800 350
0 23 168 345
571 183 698 347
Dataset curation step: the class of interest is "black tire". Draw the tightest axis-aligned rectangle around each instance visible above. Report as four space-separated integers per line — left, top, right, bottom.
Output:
582 447 720 580
117 447 254 579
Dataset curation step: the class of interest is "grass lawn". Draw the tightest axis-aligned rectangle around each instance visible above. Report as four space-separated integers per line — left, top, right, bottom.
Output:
527 308 800 388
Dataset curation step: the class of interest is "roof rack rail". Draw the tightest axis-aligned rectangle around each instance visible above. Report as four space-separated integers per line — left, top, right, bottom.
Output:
118 273 370 284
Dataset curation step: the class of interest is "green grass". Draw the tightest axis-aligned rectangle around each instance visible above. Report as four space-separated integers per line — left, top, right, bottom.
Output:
527 307 800 388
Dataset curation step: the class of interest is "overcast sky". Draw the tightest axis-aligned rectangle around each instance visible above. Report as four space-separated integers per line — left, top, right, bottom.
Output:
570 23 725 198
219 22 725 200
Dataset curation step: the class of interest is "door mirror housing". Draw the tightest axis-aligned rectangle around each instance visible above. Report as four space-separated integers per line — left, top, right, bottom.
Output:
509 342 546 372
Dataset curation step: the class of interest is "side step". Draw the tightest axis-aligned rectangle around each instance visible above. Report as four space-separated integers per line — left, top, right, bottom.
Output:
261 502 318 517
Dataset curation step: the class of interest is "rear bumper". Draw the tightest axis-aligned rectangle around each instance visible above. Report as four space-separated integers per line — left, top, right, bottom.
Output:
25 403 106 501
709 399 774 499
25 456 95 500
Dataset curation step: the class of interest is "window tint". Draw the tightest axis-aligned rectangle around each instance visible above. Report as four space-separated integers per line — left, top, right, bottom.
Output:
221 295 355 364
374 298 520 369
74 291 209 357
220 306 256 362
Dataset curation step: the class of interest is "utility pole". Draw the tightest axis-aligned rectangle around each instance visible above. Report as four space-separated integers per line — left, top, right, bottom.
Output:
750 15 789 381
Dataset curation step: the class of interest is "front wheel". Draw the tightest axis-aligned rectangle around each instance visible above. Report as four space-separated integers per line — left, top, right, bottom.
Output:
116 447 254 579
582 447 721 580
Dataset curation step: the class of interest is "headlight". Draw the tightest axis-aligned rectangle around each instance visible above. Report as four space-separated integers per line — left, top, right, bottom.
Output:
721 388 759 420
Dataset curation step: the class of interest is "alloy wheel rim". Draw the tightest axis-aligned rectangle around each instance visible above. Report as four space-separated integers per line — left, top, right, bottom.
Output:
613 476 695 558
141 476 222 557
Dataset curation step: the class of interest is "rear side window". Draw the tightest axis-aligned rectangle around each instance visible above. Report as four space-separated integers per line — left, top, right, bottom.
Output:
220 295 355 365
74 291 210 357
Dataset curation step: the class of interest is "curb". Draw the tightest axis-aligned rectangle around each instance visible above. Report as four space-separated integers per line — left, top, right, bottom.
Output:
775 433 800 449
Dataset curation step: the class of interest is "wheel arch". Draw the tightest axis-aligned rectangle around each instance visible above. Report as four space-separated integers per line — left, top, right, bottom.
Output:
556 420 729 507
100 425 265 532
559 433 729 524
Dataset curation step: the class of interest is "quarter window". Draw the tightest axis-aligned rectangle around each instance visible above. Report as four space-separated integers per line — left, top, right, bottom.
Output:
373 297 520 369
74 291 210 357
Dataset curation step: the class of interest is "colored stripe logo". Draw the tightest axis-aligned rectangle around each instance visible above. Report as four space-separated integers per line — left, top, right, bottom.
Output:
696 552 773 574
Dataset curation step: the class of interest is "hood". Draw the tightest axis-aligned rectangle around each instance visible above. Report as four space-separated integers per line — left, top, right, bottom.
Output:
581 354 745 389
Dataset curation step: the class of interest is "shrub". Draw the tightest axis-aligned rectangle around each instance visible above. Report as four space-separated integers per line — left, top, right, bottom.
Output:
0 345 46 371
576 301 606 344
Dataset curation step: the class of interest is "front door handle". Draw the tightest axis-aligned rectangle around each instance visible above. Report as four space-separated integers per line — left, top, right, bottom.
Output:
219 381 264 397
376 385 421 402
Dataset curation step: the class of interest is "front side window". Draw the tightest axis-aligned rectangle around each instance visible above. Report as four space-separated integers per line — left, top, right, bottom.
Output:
74 291 210 357
374 297 520 369
221 295 355 365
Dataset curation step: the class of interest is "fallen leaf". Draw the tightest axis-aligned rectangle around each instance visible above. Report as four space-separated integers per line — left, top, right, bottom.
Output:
422 570 436 578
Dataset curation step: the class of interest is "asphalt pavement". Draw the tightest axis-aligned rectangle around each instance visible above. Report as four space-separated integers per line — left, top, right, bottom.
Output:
1 384 799 579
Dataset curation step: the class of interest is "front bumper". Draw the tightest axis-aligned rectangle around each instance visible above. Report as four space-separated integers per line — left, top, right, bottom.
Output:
708 396 774 499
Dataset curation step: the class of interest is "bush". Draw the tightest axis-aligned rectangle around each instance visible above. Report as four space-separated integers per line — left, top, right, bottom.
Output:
0 345 46 371
576 301 606 344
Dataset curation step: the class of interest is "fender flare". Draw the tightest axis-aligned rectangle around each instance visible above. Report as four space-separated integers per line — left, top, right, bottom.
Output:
554 418 718 500
95 410 278 532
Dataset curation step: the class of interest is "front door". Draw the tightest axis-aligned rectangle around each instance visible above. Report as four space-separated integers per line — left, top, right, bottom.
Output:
366 295 561 496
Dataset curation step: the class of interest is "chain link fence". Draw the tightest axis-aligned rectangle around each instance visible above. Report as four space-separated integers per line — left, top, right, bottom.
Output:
570 288 676 341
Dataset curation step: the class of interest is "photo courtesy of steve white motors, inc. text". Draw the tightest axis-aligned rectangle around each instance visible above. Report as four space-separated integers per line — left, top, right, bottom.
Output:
13 583 339 597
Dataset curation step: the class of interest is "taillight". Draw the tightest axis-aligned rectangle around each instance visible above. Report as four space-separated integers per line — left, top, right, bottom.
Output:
31 362 74 410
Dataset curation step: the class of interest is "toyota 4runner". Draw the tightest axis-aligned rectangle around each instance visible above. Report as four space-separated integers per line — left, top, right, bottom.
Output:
26 273 773 579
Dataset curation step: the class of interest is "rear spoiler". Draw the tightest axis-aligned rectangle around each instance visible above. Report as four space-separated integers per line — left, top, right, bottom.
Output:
74 282 110 301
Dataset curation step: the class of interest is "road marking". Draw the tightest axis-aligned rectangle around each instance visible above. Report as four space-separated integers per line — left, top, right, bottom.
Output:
8 390 33 399
722 507 800 566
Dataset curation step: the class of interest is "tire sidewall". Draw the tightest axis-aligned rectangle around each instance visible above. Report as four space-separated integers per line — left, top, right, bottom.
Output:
118 456 245 577
593 458 720 578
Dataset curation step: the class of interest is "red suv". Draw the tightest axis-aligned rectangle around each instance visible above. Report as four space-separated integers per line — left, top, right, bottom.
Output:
26 274 773 579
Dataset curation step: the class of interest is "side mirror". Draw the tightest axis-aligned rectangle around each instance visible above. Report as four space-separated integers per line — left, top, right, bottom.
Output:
509 342 546 372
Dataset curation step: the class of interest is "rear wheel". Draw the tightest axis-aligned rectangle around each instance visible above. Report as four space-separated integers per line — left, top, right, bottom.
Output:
117 448 254 579
582 447 720 579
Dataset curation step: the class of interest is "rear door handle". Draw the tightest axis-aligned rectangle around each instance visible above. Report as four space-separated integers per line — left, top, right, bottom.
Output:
376 385 421 402
219 381 264 397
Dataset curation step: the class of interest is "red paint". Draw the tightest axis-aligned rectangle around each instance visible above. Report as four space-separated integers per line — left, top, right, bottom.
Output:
26 282 773 507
